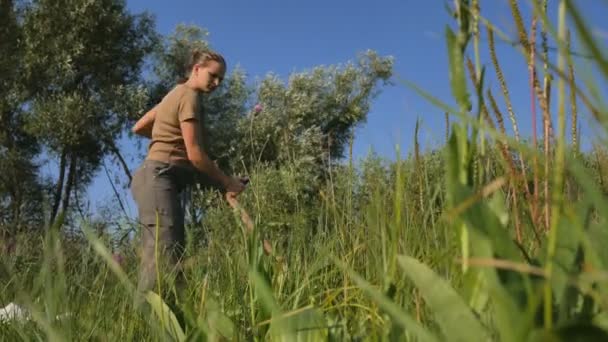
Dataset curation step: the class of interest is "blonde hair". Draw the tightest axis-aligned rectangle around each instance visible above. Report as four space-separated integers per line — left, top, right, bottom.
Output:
178 49 226 83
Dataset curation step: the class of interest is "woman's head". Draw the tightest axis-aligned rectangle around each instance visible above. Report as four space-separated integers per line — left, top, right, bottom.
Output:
183 49 226 93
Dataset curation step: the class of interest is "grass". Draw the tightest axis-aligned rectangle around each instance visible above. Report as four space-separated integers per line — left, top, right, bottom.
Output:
3 0 608 340
0 147 455 340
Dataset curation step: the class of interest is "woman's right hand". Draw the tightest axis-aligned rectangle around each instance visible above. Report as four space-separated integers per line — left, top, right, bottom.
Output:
224 176 247 195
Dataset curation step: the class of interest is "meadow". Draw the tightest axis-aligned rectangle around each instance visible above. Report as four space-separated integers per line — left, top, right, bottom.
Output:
2 0 608 341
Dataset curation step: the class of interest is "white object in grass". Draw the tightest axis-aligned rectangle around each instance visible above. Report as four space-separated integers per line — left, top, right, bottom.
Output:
0 302 71 323
0 302 30 322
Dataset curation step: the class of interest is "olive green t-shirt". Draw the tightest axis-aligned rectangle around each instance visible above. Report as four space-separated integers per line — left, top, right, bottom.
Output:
146 83 201 167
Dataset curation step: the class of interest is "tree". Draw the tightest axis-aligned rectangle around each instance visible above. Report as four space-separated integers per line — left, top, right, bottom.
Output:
241 51 393 165
21 0 158 227
235 51 394 200
0 0 46 233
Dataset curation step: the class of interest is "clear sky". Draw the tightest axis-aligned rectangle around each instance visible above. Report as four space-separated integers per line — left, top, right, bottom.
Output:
81 0 607 218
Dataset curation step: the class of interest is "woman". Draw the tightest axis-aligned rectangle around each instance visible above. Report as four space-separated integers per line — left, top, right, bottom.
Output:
130 49 246 296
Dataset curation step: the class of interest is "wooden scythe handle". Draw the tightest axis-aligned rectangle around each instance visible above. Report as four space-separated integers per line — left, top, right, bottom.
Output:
226 194 272 255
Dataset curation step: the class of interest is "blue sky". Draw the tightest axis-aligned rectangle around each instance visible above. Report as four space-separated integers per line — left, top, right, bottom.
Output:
83 0 607 218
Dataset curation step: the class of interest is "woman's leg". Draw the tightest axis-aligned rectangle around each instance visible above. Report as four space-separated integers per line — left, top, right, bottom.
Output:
131 161 186 296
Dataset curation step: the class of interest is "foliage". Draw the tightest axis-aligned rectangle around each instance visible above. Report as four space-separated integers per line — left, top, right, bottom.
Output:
0 0 158 230
0 0 46 232
4 0 608 341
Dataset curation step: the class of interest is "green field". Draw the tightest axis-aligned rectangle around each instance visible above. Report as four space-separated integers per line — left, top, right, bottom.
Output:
3 0 608 340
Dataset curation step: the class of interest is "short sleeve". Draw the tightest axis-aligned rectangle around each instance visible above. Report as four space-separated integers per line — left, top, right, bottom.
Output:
150 103 160 115
178 90 199 122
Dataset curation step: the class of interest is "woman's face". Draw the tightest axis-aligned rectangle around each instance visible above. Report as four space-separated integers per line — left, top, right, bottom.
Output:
193 60 225 93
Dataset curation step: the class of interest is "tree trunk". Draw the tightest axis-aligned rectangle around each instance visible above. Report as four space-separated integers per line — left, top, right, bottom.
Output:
61 153 77 217
8 182 18 229
73 167 88 223
12 188 21 231
50 150 67 225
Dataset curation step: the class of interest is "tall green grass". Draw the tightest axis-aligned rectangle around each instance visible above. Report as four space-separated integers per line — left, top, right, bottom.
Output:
3 0 608 340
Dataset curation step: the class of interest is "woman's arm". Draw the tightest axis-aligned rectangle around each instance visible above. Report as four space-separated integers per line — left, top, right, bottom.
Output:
132 107 157 138
181 119 229 186
181 119 245 194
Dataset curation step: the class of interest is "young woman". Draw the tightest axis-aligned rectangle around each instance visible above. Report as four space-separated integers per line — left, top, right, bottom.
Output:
130 50 246 295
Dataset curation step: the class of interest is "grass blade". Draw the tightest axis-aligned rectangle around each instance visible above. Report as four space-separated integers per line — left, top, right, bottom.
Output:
334 258 439 342
446 26 471 113
145 291 186 341
398 254 491 342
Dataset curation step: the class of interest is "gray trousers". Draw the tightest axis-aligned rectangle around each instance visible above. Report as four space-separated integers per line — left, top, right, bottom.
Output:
130 159 194 296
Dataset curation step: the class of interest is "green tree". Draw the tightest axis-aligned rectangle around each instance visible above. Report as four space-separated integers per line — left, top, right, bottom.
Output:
237 51 393 201
0 0 46 233
20 0 158 227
